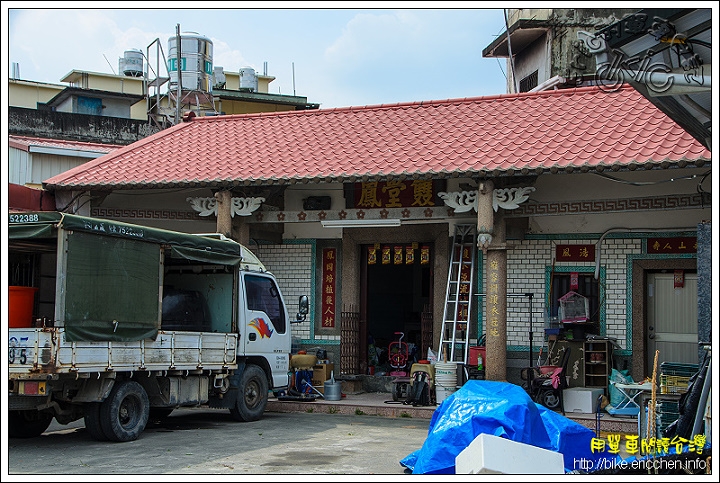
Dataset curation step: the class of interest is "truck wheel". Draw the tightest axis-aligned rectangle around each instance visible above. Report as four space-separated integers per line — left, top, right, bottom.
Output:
230 364 268 422
83 402 109 441
8 410 53 438
99 380 149 442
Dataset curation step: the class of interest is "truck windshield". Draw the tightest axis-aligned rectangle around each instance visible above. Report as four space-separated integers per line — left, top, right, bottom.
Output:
245 274 286 334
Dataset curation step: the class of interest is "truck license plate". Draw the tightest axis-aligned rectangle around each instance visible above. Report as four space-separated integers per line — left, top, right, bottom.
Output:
19 381 46 395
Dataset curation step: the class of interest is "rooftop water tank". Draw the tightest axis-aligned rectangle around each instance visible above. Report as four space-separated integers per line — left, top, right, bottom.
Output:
168 32 213 93
213 66 226 89
239 67 258 92
120 49 144 77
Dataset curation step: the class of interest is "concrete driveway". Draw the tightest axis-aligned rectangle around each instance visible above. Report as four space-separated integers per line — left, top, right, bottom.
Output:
6 408 431 477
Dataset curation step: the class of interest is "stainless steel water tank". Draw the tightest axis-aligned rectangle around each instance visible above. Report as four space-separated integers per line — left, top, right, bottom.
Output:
239 67 258 92
121 49 144 77
168 32 213 93
213 66 226 89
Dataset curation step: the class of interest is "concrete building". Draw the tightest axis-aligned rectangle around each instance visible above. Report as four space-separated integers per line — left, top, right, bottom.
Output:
34 84 711 390
8 29 318 189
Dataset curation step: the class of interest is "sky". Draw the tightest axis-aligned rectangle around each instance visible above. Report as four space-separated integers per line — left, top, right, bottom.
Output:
4 3 512 109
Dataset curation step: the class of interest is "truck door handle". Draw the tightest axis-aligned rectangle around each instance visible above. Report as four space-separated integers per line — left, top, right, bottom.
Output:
249 333 256 341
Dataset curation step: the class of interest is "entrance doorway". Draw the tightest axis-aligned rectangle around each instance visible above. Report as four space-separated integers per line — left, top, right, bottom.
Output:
647 271 698 367
362 244 432 372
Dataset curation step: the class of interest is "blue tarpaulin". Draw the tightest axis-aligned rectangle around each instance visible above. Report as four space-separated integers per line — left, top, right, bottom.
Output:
400 380 617 474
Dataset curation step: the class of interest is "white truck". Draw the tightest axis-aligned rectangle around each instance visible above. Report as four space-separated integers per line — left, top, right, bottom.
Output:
8 211 307 442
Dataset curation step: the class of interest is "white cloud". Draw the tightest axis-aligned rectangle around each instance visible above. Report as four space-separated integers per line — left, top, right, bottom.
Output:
7 7 509 108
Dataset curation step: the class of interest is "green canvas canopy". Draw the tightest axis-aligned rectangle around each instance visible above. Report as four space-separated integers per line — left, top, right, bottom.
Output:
9 212 248 341
9 212 245 266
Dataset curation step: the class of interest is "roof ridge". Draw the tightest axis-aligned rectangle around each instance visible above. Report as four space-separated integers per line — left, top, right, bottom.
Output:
9 134 125 149
190 85 635 122
43 84 709 191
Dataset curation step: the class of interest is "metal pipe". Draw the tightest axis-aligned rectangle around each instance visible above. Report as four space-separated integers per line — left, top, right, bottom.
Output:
529 75 567 93
175 24 182 124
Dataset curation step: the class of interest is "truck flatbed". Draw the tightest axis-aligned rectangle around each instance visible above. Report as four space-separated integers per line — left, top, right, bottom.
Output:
9 328 238 376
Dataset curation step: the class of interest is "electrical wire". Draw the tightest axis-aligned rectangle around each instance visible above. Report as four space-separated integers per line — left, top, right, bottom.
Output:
592 171 710 186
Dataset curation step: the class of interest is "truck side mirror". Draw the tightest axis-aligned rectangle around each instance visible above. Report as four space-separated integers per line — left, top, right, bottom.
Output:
294 295 309 323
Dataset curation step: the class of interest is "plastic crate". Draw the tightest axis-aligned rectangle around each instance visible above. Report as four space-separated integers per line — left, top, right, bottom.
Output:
656 400 680 414
659 362 698 377
660 374 692 394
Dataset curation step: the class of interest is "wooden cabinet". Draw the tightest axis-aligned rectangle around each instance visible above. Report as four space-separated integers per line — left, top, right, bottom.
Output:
584 340 611 388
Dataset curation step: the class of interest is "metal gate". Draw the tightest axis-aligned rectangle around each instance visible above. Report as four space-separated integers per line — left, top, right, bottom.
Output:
340 305 360 374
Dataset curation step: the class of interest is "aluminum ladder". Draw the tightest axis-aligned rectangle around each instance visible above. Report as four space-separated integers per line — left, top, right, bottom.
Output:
437 224 476 363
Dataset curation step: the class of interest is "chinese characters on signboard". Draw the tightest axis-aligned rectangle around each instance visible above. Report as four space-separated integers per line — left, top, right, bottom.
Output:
369 243 426 265
351 180 442 208
322 248 336 328
487 258 500 338
647 237 697 254
555 244 596 262
456 245 472 321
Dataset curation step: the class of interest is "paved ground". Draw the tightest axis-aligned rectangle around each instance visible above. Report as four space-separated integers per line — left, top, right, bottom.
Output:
5 389 645 479
5 407 430 478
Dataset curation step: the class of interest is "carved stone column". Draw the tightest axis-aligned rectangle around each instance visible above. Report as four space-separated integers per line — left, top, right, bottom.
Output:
476 180 495 252
441 182 534 382
477 180 508 381
215 190 232 238
485 215 507 381
233 218 250 246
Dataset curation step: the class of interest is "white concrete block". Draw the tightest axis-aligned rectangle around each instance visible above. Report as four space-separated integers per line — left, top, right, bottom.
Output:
455 433 564 474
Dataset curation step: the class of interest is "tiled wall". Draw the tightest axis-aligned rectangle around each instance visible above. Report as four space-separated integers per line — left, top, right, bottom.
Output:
490 237 642 352
258 236 644 353
254 243 314 341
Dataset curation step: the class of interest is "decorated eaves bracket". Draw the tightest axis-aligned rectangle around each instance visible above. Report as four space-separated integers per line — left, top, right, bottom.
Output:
438 187 535 213
186 196 266 217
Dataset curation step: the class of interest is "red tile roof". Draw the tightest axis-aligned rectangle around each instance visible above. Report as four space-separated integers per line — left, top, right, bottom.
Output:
42 85 711 190
9 135 123 154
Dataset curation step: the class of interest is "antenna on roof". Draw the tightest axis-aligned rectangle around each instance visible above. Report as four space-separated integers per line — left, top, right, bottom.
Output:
103 54 117 75
292 62 296 96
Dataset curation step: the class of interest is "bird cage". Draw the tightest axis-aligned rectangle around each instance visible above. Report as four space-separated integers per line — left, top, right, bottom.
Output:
558 291 589 323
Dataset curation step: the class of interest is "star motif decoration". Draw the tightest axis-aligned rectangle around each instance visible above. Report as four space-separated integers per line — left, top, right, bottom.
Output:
401 208 411 218
356 210 366 219
424 208 434 218
277 212 286 221
255 212 265 222
297 212 307 221
318 211 327 220
379 209 390 219
339 210 348 220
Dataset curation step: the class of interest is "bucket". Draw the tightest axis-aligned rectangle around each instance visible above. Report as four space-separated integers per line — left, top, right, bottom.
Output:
434 362 458 404
324 381 342 401
435 384 456 404
9 286 38 328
